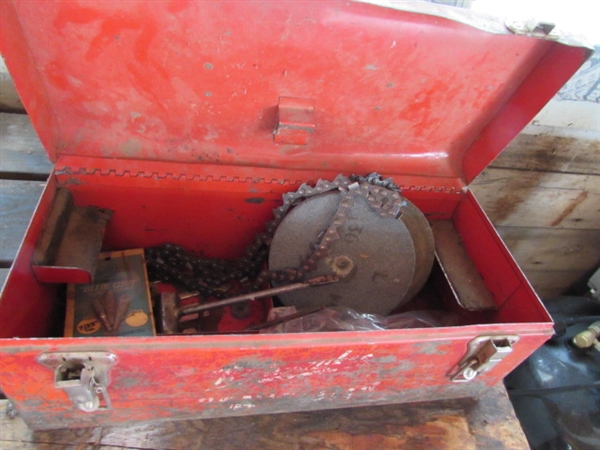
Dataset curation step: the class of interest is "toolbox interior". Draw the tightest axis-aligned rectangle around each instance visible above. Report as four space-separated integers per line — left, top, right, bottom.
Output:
0 165 552 339
0 0 586 343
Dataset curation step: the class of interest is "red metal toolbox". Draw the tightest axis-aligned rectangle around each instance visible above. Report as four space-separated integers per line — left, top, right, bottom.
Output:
0 1 591 429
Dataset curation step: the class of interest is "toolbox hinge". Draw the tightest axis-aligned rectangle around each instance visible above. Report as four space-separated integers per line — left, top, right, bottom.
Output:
37 352 117 412
55 165 464 194
449 335 519 382
55 165 305 185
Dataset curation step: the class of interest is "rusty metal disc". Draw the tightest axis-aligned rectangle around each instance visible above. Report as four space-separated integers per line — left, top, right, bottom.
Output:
268 190 434 315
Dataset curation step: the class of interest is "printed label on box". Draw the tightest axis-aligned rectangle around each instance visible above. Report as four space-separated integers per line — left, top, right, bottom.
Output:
65 249 156 337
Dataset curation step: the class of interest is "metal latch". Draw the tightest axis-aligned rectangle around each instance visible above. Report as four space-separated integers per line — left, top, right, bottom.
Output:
37 352 117 412
449 336 518 382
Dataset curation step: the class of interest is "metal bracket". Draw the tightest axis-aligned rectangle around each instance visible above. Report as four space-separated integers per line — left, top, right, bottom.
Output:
37 352 117 412
274 97 316 145
32 188 113 284
506 20 559 40
430 220 498 311
449 335 518 382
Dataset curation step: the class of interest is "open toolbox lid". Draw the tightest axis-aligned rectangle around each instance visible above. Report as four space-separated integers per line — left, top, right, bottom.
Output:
0 0 592 186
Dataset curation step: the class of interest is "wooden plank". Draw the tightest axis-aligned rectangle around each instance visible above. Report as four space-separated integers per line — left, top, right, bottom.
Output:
498 226 600 273
0 401 101 447
0 180 45 265
0 384 528 449
0 444 97 450
471 168 600 230
523 270 589 300
0 113 52 179
491 129 600 176
0 59 25 113
0 268 9 292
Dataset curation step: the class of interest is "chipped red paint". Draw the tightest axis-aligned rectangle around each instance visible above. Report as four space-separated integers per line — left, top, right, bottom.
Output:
0 0 590 430
0 1 590 181
2 324 550 429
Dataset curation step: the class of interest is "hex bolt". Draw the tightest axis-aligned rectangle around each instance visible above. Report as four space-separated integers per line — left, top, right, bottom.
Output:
330 256 354 278
336 259 349 269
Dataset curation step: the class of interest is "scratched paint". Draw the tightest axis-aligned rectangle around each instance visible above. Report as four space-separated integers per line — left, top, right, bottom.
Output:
3 0 586 178
209 351 402 390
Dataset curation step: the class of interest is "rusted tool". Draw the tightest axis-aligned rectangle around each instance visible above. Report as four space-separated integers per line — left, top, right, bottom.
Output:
158 275 339 334
245 306 325 331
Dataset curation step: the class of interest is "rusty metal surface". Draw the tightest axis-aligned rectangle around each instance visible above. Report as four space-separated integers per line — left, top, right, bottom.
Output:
431 220 498 311
31 187 112 284
180 275 338 316
269 191 433 315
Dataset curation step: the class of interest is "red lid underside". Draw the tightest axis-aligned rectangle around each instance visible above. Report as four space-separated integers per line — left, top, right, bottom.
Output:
1 1 591 184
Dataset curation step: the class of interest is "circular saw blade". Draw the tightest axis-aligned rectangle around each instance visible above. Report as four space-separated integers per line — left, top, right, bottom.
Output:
269 191 429 315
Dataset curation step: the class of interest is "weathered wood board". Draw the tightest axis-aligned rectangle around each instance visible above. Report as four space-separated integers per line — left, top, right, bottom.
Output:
492 128 600 176
0 268 8 291
471 168 600 230
0 383 529 450
523 269 593 300
0 113 51 179
0 180 45 265
497 227 600 273
0 59 25 113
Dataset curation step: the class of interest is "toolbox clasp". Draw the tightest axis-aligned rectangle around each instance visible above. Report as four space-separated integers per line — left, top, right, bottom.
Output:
37 352 117 412
450 336 519 382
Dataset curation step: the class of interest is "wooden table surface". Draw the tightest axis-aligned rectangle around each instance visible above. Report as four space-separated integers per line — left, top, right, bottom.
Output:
0 112 529 449
0 383 528 450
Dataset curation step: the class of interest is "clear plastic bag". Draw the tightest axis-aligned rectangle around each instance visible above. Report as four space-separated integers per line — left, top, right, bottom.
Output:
260 306 459 333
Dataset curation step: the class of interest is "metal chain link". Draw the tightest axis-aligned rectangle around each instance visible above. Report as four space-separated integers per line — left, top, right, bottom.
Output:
145 174 404 298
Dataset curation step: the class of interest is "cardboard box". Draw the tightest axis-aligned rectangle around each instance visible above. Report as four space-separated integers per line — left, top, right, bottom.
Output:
65 249 155 338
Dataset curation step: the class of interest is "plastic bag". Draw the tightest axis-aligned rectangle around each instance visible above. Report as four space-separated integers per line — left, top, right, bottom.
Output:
260 306 459 333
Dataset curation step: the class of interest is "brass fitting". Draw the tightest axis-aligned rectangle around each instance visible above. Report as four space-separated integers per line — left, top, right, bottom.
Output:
572 321 600 350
